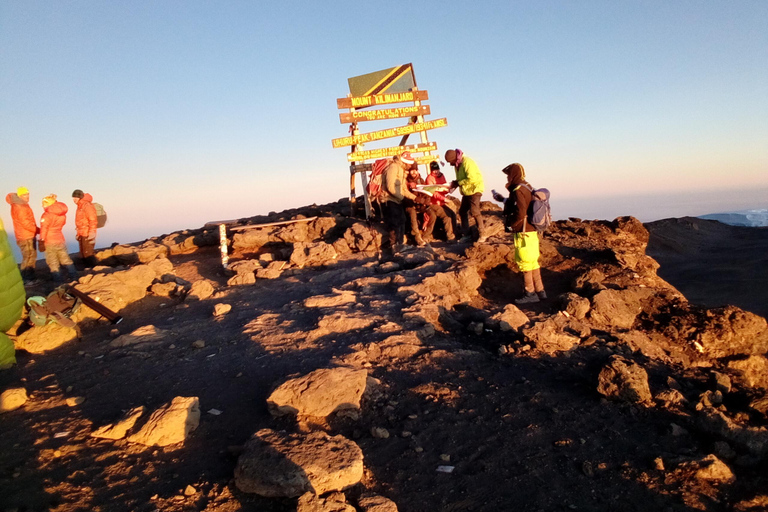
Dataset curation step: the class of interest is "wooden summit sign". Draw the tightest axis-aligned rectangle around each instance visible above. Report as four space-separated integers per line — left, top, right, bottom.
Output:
332 63 447 217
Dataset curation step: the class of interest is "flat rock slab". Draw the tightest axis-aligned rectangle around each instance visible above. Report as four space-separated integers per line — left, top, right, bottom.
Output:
0 388 28 413
268 367 368 418
91 406 146 440
127 396 200 447
235 429 363 497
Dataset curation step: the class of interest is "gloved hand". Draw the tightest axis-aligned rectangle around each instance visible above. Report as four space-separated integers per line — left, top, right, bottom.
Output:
38 240 46 253
492 191 505 202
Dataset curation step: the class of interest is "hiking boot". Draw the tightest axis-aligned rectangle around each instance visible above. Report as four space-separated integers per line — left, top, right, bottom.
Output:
537 290 548 300
515 292 540 305
458 235 473 244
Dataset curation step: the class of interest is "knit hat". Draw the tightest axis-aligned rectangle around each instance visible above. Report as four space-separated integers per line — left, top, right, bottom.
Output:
429 161 440 171
399 152 415 165
17 186 29 196
42 194 57 208
72 189 84 199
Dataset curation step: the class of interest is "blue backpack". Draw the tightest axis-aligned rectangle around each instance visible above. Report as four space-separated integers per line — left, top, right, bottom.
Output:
520 183 552 232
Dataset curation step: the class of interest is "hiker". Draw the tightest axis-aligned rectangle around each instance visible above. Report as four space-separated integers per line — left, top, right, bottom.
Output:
424 161 456 242
380 152 418 259
404 166 430 246
5 186 39 283
0 216 24 369
40 194 77 283
445 149 486 243
72 189 98 267
492 163 547 304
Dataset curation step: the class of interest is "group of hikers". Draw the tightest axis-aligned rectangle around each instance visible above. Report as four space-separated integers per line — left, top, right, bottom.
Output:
5 188 100 284
377 148 547 304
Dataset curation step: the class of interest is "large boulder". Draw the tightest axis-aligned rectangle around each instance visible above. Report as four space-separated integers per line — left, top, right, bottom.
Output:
398 264 482 310
235 429 364 497
522 316 580 354
727 356 768 390
290 242 338 268
267 367 368 418
695 306 768 358
597 355 652 403
588 287 654 330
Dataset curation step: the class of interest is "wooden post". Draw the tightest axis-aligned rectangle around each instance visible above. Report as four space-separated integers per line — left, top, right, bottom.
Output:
219 223 229 269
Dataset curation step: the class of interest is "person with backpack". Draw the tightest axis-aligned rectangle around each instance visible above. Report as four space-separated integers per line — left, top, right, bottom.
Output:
5 186 39 283
72 189 98 267
424 161 456 242
492 163 547 304
40 194 77 283
380 152 418 260
445 149 486 243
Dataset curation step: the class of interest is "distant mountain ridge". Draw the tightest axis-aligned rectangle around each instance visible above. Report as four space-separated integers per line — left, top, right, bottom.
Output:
698 209 768 227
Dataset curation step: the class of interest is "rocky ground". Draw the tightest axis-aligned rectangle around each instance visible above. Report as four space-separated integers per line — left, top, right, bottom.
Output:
1 198 767 512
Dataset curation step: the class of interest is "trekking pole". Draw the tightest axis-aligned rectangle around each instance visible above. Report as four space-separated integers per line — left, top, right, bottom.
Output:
65 285 123 324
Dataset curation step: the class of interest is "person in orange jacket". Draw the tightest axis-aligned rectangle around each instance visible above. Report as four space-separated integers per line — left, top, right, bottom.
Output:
72 189 98 267
40 194 77 282
5 186 39 282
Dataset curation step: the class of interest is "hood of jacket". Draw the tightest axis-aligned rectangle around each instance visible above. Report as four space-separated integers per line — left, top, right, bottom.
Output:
503 163 526 186
5 193 26 206
44 201 69 216
78 193 94 204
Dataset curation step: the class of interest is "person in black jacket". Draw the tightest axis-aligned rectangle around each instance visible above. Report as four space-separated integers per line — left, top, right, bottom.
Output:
492 163 547 303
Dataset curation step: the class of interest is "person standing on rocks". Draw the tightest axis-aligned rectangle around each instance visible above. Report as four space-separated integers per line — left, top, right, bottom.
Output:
424 161 456 242
445 148 486 243
40 194 77 283
492 163 547 303
5 186 39 283
72 189 98 267
380 152 418 259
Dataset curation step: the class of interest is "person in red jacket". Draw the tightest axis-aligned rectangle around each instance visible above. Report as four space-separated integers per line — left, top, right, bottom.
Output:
423 161 456 242
40 194 76 282
5 186 39 282
72 189 98 267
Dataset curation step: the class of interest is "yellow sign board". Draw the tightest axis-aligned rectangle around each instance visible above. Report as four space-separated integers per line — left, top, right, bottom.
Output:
340 105 430 124
337 90 429 109
347 142 437 162
347 63 416 97
331 118 447 148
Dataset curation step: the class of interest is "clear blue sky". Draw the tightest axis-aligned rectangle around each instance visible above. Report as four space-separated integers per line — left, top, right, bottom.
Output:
2 1 767 249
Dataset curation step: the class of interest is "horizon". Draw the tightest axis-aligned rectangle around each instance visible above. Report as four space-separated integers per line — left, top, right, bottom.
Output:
4 184 767 263
2 1 766 261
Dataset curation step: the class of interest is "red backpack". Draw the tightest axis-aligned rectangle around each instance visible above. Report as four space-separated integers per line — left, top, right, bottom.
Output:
366 158 391 202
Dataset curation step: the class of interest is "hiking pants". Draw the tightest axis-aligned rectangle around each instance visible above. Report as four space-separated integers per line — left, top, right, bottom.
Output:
17 238 37 278
523 268 545 294
459 193 484 237
425 204 455 239
382 200 406 254
78 236 97 267
405 206 423 240
45 243 75 281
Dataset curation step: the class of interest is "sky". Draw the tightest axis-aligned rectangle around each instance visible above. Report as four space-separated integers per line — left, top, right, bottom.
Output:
1 1 767 253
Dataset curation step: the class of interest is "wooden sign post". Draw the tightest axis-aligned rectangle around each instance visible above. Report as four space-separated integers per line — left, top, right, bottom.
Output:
332 64 447 218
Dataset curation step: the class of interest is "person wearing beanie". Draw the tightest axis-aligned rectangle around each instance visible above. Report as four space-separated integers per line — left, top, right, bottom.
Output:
445 148 486 243
424 161 456 242
379 152 418 259
40 194 77 282
492 163 547 303
5 186 39 283
72 189 98 267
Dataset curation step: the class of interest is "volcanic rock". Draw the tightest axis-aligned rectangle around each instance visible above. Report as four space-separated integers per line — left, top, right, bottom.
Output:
267 367 368 418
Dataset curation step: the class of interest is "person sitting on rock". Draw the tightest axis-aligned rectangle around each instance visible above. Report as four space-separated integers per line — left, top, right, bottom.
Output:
424 160 456 242
404 166 430 246
40 194 77 283
492 163 547 303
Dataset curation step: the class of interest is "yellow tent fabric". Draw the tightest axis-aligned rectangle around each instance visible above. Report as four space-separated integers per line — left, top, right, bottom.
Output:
0 217 24 368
